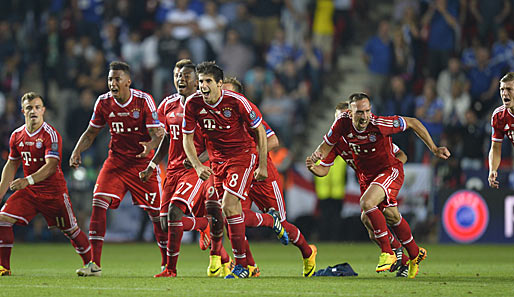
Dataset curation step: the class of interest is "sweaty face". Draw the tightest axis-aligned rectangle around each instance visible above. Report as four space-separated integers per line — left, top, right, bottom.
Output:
177 67 198 97
22 97 45 127
350 98 372 131
500 81 514 110
108 70 131 100
198 73 222 104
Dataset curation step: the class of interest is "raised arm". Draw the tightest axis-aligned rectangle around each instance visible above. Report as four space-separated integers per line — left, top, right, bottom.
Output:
488 141 502 188
403 116 450 159
69 125 102 168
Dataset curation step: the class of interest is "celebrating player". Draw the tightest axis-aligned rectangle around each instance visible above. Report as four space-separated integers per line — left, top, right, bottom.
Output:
306 101 409 277
70 61 167 276
310 92 450 278
183 61 268 279
140 60 230 278
489 72 514 188
223 77 316 277
0 92 91 276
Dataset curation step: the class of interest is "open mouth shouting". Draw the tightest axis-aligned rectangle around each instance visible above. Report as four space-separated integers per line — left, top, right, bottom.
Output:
110 87 119 97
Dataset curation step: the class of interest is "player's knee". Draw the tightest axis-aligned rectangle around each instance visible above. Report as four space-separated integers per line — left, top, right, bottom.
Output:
62 225 79 237
0 214 16 224
168 204 184 221
384 208 401 225
359 199 374 212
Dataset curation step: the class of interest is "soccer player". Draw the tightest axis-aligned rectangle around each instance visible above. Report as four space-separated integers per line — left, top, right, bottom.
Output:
223 77 316 277
489 72 514 189
183 61 268 279
306 101 409 277
310 92 450 278
0 92 91 276
140 60 225 278
70 61 167 276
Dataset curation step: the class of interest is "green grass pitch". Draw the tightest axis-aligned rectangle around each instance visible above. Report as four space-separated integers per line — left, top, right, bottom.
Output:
1 242 513 296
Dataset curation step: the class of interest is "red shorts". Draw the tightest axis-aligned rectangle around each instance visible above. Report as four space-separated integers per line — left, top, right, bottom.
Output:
161 169 209 216
364 165 404 209
244 179 287 222
211 153 257 201
0 187 78 231
94 156 161 212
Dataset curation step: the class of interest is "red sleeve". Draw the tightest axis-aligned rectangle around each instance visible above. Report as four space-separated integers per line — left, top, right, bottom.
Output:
320 148 338 167
262 120 275 138
8 131 21 160
157 98 168 128
491 114 504 143
375 115 407 136
323 117 344 146
89 96 106 128
182 98 197 134
142 93 161 128
44 127 61 160
239 96 262 129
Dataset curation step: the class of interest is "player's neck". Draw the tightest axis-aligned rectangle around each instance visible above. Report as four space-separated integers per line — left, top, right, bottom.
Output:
26 121 43 133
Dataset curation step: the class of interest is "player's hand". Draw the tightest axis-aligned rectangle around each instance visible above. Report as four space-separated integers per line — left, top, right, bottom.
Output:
160 216 168 233
183 158 193 169
137 141 156 158
155 127 165 138
310 151 323 162
254 166 268 181
433 147 451 160
195 164 213 181
69 151 81 168
488 170 499 189
305 156 315 170
9 178 29 191
139 167 154 182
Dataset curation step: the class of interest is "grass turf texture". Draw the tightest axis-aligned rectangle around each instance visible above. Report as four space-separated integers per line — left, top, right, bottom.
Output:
1 242 513 296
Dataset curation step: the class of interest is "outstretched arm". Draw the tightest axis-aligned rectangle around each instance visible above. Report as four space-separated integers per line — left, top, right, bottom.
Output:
69 125 102 168
403 117 451 159
305 156 330 177
310 141 335 162
488 141 502 188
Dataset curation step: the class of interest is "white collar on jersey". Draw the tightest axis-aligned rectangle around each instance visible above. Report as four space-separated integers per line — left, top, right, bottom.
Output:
112 89 134 108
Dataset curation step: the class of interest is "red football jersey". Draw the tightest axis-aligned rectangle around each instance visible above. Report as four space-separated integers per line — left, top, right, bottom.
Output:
8 122 67 194
250 120 279 182
323 112 406 182
491 105 514 145
157 93 205 172
182 90 262 162
90 88 161 163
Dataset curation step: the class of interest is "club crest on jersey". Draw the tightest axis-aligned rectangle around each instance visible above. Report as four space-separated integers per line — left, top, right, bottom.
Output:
36 138 43 149
249 111 257 120
369 133 376 142
152 111 158 120
132 109 140 119
222 107 232 118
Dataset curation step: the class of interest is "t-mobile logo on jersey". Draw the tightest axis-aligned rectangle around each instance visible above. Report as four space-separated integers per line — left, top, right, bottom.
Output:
505 196 514 238
169 124 181 139
21 151 32 166
111 122 124 133
203 119 216 130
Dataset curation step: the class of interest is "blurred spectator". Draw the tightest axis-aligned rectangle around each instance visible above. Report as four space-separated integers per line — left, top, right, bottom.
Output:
470 0 511 44
457 109 486 170
218 0 240 23
165 0 207 63
295 35 323 99
260 81 296 147
363 19 393 105
491 27 514 73
467 46 500 117
441 79 471 128
421 0 459 78
333 0 354 53
218 29 254 80
76 51 107 94
0 96 23 161
414 79 444 162
461 36 480 70
121 31 144 88
265 27 294 72
39 14 62 100
391 25 415 81
244 65 275 106
100 22 121 63
227 3 254 47
1 54 21 95
248 0 283 52
312 0 335 71
383 76 415 152
57 38 82 90
198 0 227 56
282 0 310 48
437 56 468 100
153 23 182 101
